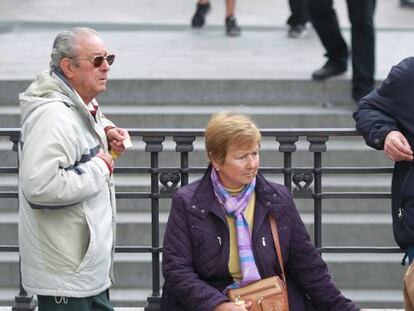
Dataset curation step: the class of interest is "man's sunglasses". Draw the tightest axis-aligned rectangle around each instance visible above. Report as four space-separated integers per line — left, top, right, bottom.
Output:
70 54 115 67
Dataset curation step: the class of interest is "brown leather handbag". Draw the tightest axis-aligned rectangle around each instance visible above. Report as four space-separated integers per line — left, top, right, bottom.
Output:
227 215 289 311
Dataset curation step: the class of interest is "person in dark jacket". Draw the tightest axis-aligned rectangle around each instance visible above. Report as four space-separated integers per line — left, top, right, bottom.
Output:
161 112 360 311
353 57 414 259
353 56 414 311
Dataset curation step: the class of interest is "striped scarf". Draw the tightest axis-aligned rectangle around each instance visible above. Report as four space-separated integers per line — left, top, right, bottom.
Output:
211 168 261 288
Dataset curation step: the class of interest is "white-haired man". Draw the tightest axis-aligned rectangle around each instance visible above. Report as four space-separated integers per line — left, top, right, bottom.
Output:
18 27 128 311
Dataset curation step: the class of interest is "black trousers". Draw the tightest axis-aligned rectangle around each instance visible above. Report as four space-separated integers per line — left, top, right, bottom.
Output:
287 0 309 26
308 0 376 95
37 290 114 311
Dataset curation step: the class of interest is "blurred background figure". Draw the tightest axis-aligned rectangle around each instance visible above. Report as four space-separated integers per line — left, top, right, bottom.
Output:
309 0 376 103
191 0 241 37
400 0 414 8
287 0 309 38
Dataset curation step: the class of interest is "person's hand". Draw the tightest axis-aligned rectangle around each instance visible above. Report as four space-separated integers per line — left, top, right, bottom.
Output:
384 130 413 162
213 301 253 311
96 149 114 174
106 127 130 154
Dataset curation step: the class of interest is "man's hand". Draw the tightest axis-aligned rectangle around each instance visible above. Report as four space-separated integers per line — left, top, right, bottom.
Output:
106 127 130 154
384 130 413 162
96 150 114 174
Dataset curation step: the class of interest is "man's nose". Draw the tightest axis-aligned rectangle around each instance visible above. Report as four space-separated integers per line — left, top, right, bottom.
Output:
101 59 111 71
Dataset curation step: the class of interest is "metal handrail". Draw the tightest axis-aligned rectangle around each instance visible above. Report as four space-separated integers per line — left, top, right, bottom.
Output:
0 128 401 310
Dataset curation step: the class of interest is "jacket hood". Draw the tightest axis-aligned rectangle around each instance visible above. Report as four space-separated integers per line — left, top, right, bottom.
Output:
19 70 74 125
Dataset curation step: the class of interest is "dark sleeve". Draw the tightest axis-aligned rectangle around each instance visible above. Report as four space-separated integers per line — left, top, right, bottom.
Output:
353 57 414 150
162 192 228 311
284 191 359 311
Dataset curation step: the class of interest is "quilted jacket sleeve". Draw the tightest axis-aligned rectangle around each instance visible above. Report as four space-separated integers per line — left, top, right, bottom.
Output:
283 188 360 311
353 58 414 150
162 191 228 311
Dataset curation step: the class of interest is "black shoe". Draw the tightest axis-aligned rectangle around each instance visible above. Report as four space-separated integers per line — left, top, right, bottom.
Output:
191 2 211 28
288 24 308 39
225 16 241 37
312 61 347 81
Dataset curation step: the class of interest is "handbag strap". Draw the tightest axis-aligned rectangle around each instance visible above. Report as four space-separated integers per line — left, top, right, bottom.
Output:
269 215 286 283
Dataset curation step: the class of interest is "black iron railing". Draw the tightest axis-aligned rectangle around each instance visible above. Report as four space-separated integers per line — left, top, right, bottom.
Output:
0 128 401 310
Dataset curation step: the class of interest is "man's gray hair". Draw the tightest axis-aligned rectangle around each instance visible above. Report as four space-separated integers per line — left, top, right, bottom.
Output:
50 27 98 73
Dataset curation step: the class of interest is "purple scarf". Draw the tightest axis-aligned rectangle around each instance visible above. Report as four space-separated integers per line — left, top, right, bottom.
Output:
211 168 261 288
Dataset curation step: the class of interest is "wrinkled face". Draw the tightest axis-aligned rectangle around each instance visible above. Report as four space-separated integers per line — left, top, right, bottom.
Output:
69 34 111 103
212 142 260 189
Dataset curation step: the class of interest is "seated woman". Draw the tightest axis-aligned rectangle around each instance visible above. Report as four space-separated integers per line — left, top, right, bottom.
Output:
161 112 360 311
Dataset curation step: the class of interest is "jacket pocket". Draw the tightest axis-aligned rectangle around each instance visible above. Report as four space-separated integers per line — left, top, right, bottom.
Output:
398 167 414 244
35 203 90 274
191 225 224 275
74 215 93 273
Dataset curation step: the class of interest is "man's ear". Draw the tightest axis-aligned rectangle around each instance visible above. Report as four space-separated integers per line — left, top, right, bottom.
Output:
59 58 74 79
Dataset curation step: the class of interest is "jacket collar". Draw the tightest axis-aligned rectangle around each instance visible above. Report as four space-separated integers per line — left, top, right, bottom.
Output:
190 165 289 224
190 165 227 224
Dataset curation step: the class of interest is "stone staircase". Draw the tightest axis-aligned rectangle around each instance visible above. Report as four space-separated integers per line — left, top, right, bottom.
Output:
2 0 414 307
0 77 405 309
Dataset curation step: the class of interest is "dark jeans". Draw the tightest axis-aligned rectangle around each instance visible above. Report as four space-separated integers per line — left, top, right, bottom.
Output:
37 290 114 311
287 0 309 26
408 246 414 264
308 0 376 95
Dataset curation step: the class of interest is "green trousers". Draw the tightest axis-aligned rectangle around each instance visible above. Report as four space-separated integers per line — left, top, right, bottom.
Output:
37 290 114 311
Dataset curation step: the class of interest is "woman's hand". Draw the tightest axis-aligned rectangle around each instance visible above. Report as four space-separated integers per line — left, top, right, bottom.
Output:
213 301 253 311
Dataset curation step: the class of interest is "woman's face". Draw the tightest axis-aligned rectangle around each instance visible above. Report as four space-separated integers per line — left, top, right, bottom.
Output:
213 142 260 189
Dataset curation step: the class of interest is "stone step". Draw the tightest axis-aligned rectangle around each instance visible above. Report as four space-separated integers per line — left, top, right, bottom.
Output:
341 289 404 309
0 172 392 214
0 169 392 191
0 287 150 308
111 137 393 168
0 252 405 308
0 289 406 309
322 253 405 290
112 195 392 214
0 288 405 309
0 79 361 108
0 193 392 216
0 105 356 128
0 211 396 248
0 136 394 168
100 79 356 107
94 105 357 128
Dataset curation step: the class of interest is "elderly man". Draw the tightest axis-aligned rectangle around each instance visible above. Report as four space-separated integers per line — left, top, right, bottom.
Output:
18 27 128 310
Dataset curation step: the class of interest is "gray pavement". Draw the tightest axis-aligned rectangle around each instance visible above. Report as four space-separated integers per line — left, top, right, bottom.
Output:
0 0 414 81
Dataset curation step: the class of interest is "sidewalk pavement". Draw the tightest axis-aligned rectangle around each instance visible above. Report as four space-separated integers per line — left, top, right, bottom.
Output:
0 0 413 82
